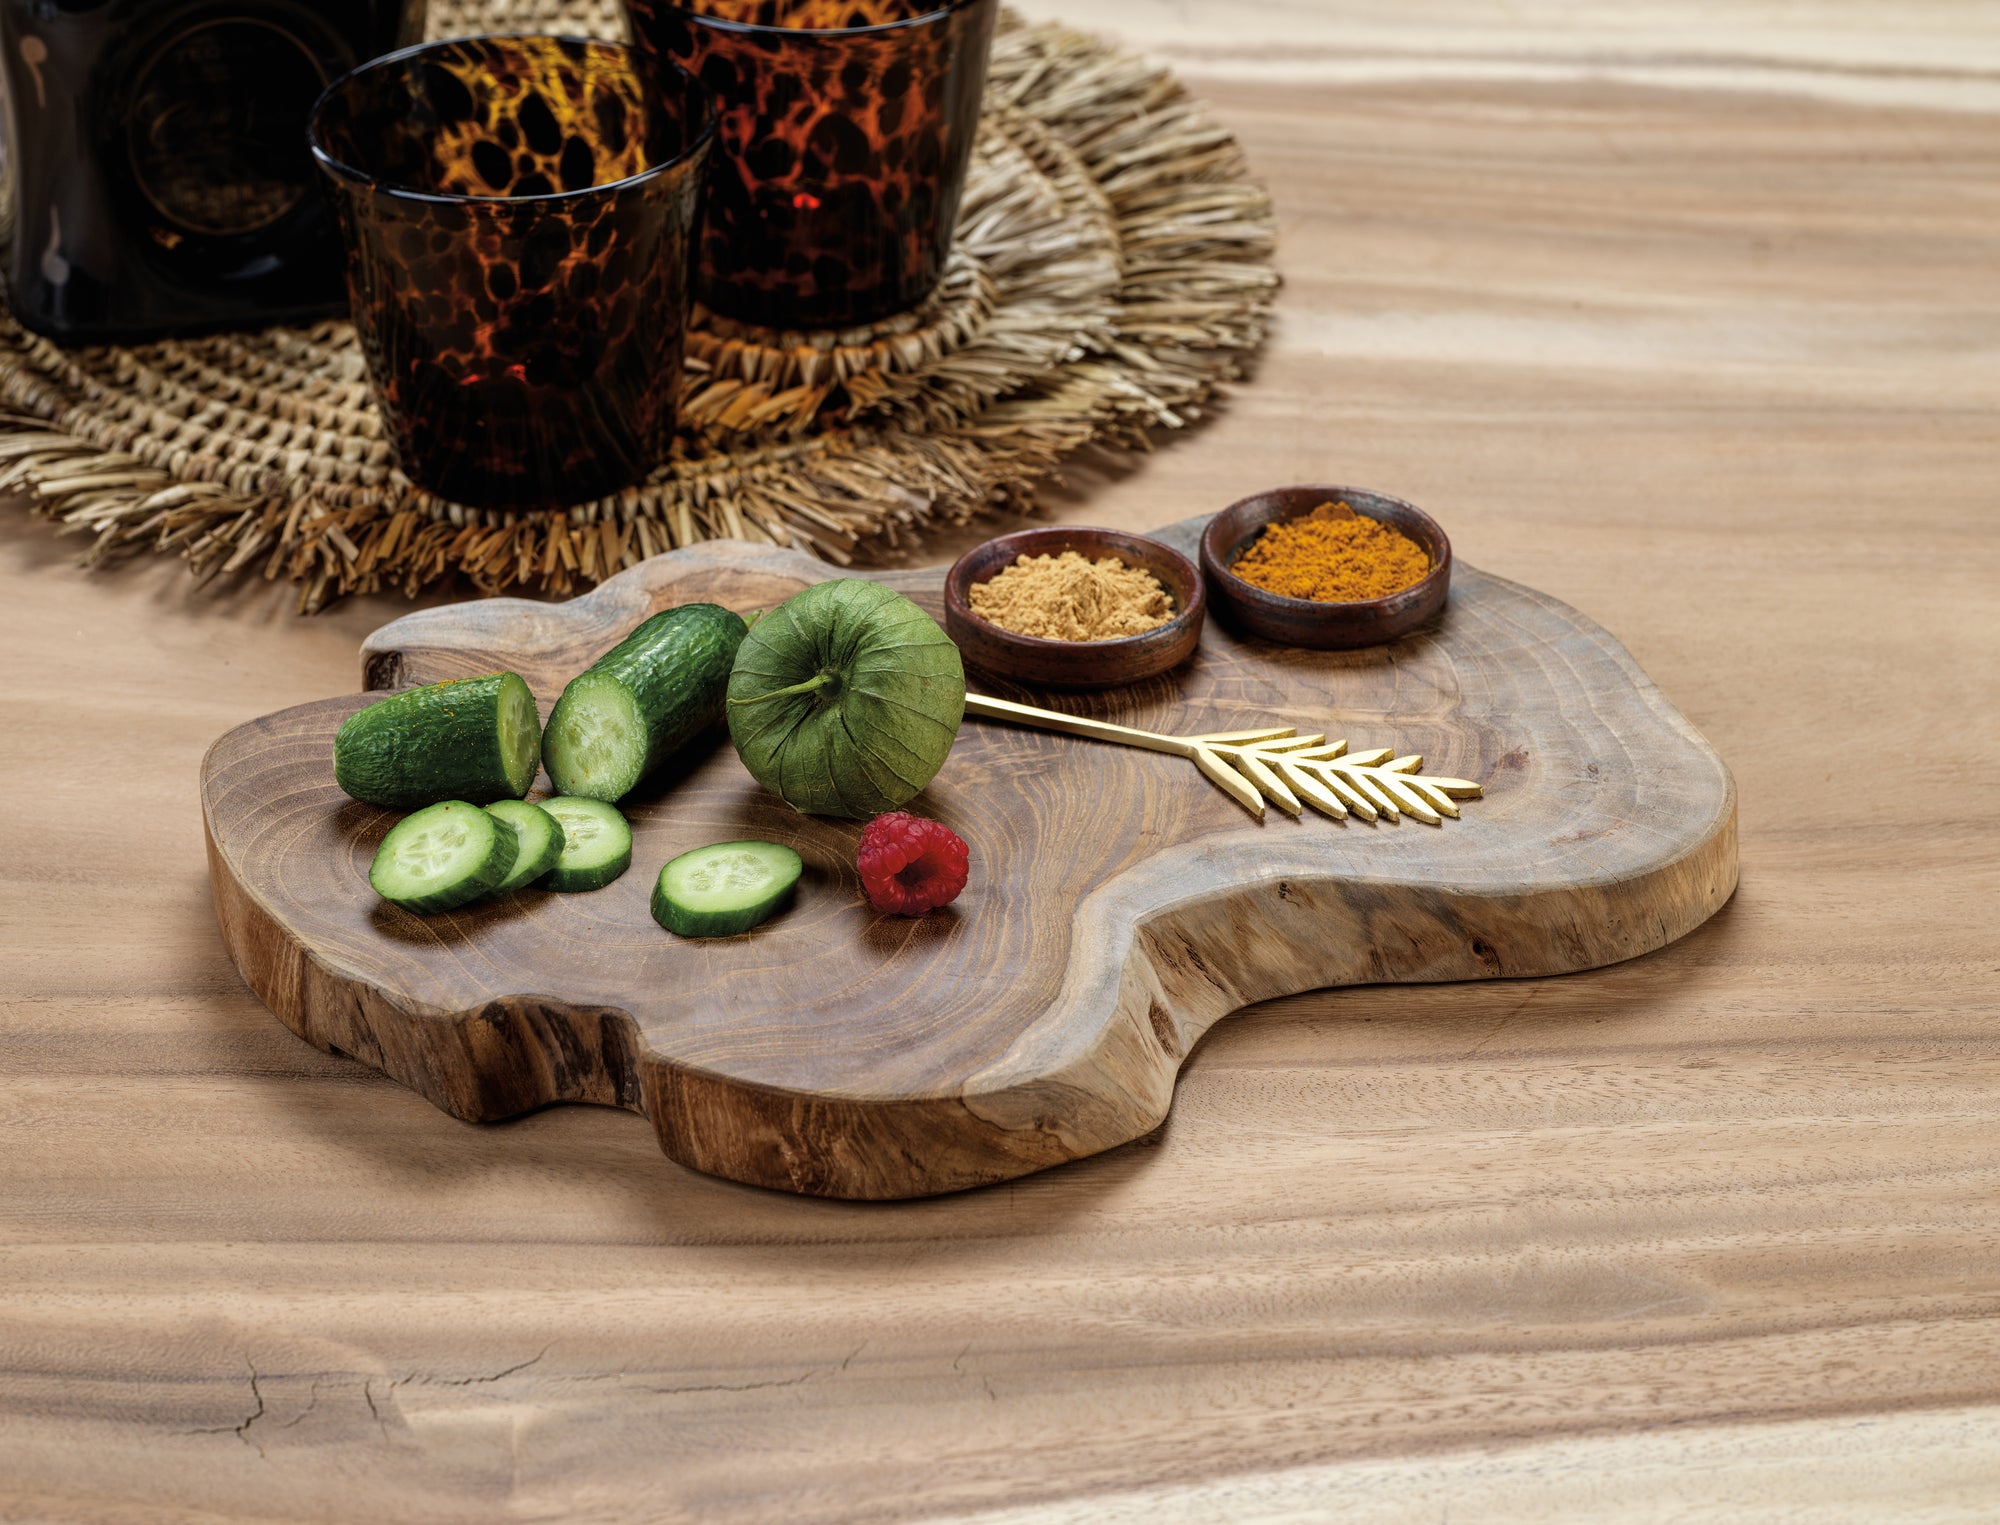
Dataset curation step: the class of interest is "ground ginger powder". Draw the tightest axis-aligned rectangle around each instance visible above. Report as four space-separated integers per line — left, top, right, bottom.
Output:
1229 500 1430 602
969 550 1174 640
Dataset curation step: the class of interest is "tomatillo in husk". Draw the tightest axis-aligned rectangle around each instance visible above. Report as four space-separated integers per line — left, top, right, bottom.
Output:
726 579 966 818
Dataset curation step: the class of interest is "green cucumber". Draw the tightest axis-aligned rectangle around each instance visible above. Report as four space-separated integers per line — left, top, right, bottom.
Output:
335 672 541 809
540 796 632 892
368 800 518 913
483 800 566 894
652 841 803 937
543 604 748 803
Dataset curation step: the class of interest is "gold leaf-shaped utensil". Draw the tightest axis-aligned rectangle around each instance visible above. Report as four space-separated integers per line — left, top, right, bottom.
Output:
964 694 1482 823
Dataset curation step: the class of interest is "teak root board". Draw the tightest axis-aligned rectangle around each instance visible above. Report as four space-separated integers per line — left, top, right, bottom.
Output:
201 518 1736 1199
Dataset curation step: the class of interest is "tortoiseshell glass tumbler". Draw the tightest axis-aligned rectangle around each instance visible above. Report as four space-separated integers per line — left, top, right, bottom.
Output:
622 0 999 329
309 36 714 508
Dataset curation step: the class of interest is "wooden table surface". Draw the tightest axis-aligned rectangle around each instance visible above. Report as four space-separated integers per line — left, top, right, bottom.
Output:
5 2 1997 1518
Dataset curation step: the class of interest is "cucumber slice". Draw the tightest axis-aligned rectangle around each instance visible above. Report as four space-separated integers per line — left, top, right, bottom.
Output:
368 801 518 913
544 604 748 802
483 800 566 894
335 672 541 809
539 796 633 893
652 841 803 938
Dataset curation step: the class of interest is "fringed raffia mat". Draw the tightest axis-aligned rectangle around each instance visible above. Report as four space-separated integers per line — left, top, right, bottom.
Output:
0 2 1276 611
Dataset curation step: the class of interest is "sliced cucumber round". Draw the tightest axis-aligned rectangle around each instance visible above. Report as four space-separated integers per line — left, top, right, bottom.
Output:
483 800 566 895
652 840 803 938
539 796 633 893
368 801 518 914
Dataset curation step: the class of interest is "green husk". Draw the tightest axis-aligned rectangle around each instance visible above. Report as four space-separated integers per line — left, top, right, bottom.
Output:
726 580 966 819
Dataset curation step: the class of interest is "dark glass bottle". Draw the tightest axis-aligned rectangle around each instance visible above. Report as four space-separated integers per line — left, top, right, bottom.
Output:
0 0 426 344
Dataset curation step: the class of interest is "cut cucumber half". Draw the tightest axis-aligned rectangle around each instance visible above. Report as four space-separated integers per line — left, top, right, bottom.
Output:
335 671 541 809
368 801 518 914
652 840 803 938
542 670 644 802
483 800 566 895
539 796 633 893
543 604 748 802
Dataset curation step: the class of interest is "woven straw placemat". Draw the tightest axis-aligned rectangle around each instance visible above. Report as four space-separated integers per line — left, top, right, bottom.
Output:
0 1 1276 610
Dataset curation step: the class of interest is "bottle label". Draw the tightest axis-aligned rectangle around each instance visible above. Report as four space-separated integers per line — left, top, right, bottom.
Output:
125 18 327 240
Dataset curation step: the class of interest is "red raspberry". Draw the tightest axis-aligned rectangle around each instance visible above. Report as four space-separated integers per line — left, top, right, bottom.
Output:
857 812 969 916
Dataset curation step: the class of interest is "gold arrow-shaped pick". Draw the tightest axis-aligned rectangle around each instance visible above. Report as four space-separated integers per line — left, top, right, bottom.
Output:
965 694 1483 823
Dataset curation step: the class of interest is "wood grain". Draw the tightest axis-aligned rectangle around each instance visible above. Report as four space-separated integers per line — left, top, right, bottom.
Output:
5 0 2000 1514
203 521 1732 1197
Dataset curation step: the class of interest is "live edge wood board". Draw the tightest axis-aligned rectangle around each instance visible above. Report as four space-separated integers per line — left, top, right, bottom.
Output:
200 517 1736 1199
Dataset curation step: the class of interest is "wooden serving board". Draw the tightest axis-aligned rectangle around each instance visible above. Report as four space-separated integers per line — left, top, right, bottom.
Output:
202 517 1736 1199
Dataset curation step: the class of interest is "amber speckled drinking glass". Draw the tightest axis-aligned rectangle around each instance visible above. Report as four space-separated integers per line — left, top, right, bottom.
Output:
309 35 714 508
622 0 998 329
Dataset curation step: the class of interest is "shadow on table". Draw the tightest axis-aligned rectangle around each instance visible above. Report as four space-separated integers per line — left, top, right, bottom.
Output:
183 854 1747 1264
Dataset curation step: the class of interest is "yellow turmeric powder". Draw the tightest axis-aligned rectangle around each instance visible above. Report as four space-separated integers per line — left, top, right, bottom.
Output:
1228 501 1430 602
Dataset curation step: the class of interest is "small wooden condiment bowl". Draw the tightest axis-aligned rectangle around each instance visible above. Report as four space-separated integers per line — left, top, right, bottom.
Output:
1199 485 1451 650
944 525 1206 690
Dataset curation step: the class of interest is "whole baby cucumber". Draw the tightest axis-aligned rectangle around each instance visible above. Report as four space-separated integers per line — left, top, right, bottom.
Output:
334 672 541 810
543 603 748 803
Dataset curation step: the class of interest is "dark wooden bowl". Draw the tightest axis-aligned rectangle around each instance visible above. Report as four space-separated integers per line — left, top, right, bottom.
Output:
1199 485 1451 650
944 526 1206 690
